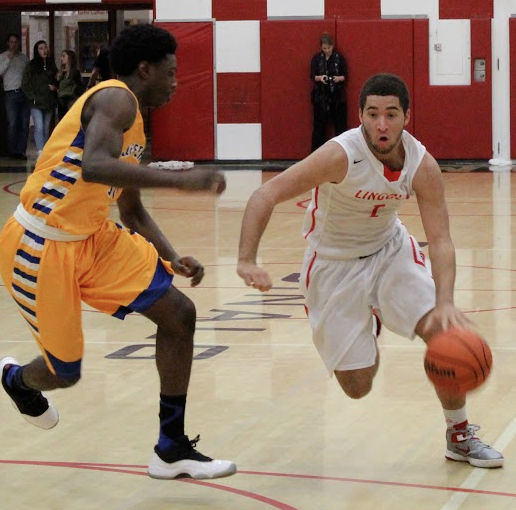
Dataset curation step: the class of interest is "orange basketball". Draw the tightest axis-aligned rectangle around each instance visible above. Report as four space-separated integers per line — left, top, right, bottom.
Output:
424 328 492 393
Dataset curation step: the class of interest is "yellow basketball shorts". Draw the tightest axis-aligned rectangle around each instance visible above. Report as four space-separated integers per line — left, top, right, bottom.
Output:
0 217 174 379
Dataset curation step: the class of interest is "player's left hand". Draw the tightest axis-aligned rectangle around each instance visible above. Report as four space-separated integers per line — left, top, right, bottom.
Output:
172 256 205 287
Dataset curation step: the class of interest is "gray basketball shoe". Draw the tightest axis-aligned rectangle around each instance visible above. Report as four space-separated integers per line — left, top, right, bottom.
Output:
446 422 504 468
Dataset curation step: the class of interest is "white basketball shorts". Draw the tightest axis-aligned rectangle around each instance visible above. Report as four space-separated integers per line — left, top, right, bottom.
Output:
300 225 435 374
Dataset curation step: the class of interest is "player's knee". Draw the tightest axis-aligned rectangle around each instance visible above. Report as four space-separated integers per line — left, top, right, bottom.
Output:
415 310 440 342
179 293 196 327
334 371 373 399
159 290 196 337
342 380 373 399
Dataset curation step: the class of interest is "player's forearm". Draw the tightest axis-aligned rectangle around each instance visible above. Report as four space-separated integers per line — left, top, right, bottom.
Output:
238 191 274 264
83 158 193 190
120 205 180 262
428 240 457 306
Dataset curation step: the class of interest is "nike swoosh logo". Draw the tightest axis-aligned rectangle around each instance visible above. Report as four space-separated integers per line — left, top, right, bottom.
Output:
455 446 471 455
354 159 364 164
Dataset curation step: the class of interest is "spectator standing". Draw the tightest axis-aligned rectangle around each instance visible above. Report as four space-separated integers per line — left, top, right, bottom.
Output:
86 46 111 89
56 50 85 121
22 40 58 157
0 33 30 160
310 32 348 152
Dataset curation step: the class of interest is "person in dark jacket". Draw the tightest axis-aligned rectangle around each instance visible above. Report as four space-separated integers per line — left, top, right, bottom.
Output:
310 32 348 152
86 46 112 89
22 40 58 156
56 50 85 121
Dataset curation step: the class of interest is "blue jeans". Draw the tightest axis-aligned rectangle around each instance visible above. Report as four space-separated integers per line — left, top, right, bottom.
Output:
4 90 30 156
31 108 54 152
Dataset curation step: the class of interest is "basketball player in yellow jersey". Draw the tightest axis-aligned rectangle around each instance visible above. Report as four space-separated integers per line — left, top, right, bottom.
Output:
0 24 236 480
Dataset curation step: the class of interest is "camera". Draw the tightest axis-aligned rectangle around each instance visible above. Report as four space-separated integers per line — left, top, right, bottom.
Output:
327 75 335 93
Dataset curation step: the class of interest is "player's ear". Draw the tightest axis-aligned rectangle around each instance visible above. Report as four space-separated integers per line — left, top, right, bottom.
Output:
404 108 410 126
138 61 151 78
358 107 363 124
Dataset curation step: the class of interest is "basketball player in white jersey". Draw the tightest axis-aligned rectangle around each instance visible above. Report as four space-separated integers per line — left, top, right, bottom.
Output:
237 73 503 468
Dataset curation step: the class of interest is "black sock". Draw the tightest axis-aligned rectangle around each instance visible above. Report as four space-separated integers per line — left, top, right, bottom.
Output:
157 394 186 451
4 365 31 391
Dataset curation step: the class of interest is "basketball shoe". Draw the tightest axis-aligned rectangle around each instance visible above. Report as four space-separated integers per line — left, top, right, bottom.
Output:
0 357 59 430
446 421 504 468
148 434 237 479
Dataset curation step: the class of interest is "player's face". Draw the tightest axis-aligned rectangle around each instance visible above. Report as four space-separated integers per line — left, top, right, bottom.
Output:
147 54 177 108
359 95 410 155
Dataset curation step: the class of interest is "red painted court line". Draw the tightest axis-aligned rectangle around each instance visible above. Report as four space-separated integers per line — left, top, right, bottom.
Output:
0 460 299 510
2 181 25 196
181 479 299 510
238 470 516 498
0 460 515 500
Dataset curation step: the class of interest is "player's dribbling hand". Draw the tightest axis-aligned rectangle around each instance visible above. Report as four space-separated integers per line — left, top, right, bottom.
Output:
237 262 272 291
420 303 474 338
172 256 205 286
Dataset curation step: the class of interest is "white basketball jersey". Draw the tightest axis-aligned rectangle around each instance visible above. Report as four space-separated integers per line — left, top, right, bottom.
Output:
302 126 426 259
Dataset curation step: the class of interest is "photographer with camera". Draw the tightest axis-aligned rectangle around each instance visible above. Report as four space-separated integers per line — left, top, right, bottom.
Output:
310 32 348 152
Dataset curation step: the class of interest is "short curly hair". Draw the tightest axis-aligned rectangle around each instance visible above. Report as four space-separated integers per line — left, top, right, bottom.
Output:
110 24 177 77
359 73 410 113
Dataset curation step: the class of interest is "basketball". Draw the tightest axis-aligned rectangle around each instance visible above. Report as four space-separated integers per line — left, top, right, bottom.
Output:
424 328 492 393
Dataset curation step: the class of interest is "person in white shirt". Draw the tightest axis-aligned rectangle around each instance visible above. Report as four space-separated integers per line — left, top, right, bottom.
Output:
0 33 30 160
237 73 504 469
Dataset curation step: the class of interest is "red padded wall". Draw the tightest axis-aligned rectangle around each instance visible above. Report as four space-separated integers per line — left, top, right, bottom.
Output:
152 22 214 161
336 19 415 133
326 0 380 20
413 18 491 159
261 20 335 160
439 0 492 19
212 0 267 21
217 73 261 124
510 19 516 158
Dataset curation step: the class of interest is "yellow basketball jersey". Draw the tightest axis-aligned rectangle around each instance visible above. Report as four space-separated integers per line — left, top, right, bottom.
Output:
20 79 145 235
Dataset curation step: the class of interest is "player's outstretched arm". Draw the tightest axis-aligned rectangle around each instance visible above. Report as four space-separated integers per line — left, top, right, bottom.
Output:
81 87 226 194
413 152 472 334
237 142 348 291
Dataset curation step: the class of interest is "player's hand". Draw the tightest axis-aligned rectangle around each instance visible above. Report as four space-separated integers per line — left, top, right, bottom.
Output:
172 256 205 287
180 169 226 195
421 303 474 338
237 261 272 291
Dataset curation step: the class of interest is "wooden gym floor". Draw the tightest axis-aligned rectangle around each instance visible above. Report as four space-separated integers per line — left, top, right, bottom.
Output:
1 154 516 510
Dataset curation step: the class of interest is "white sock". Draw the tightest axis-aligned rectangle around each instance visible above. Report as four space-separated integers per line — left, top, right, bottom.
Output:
443 406 468 429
